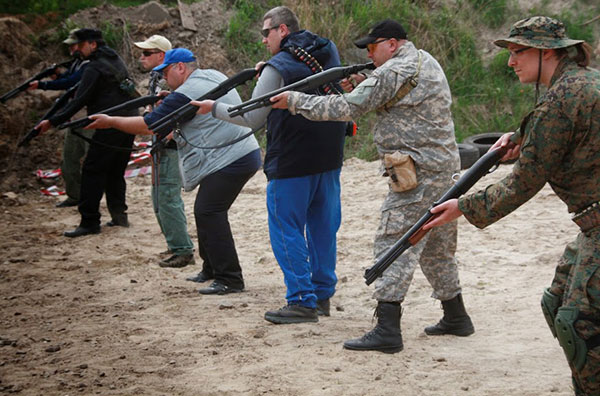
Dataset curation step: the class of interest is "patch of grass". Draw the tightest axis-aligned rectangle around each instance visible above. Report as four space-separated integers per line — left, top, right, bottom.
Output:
467 0 508 28
223 0 274 65
224 0 597 158
100 20 129 53
344 113 379 161
0 0 152 17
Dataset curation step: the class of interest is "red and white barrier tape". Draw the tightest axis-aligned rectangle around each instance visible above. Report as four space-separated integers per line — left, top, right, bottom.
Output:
128 151 152 166
125 165 152 178
40 185 65 196
36 169 61 179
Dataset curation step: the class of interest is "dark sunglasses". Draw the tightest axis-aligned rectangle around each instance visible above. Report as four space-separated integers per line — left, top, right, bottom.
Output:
261 26 279 38
141 50 161 57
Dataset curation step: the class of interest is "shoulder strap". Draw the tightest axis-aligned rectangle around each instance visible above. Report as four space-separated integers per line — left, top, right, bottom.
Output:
378 50 423 112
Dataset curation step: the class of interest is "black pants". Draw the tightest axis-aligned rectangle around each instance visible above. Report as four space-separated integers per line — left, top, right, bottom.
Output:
78 129 135 228
194 169 256 289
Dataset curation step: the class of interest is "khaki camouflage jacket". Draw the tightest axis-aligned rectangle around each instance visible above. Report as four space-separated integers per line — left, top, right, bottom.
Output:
288 41 460 173
459 59 600 228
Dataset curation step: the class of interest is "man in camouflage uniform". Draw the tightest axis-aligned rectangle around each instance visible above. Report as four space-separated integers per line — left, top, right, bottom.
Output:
424 17 600 395
271 19 474 353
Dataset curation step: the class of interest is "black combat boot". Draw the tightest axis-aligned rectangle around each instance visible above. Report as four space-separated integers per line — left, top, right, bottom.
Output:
424 293 474 336
343 301 403 354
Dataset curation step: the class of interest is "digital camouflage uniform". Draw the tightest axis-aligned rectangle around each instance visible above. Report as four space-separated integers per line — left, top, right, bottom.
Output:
288 41 462 303
458 16 600 395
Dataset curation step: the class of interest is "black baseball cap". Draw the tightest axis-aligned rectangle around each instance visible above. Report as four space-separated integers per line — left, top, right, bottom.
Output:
354 19 407 48
73 28 103 43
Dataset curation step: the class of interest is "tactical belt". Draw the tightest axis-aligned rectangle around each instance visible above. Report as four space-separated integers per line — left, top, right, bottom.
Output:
572 201 600 232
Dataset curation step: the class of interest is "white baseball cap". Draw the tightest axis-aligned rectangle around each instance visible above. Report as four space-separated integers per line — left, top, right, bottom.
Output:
133 35 172 53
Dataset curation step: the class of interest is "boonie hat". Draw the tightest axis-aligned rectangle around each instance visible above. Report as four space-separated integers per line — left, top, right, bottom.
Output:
153 48 196 71
63 28 79 45
73 28 103 43
134 35 172 53
354 19 407 49
494 16 584 49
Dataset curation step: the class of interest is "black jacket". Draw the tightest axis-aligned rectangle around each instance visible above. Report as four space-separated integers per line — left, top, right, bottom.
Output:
263 30 345 180
49 45 137 126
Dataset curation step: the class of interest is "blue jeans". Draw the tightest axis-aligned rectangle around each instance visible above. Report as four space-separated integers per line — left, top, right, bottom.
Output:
152 149 194 256
266 168 341 308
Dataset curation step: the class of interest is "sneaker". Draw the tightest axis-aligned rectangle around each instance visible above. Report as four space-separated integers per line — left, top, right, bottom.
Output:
159 254 195 268
264 304 318 324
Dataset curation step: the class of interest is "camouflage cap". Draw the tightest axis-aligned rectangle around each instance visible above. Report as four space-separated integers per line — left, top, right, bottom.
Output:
494 16 584 49
62 28 79 45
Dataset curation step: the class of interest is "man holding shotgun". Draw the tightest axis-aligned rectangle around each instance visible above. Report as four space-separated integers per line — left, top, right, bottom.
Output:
36 28 138 237
270 19 474 352
193 6 346 324
87 48 261 295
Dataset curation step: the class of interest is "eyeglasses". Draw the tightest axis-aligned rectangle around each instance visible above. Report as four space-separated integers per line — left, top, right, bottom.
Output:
508 46 533 58
366 38 390 52
141 50 161 57
261 26 279 38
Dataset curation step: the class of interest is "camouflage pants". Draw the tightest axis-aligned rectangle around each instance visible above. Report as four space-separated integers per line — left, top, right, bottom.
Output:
549 228 600 395
373 168 462 302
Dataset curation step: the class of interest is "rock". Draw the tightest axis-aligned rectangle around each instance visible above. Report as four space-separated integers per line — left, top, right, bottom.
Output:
45 345 60 352
139 1 171 24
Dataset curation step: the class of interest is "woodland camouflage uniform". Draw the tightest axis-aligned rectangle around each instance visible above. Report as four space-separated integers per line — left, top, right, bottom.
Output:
458 16 600 395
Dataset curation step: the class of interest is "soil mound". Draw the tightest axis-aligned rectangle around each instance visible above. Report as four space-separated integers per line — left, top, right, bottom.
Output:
0 1 238 198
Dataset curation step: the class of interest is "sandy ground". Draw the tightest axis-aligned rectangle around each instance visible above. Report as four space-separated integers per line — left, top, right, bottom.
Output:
0 158 577 395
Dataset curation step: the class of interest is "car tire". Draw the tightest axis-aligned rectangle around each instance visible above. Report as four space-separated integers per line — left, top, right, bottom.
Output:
458 143 479 170
464 132 504 158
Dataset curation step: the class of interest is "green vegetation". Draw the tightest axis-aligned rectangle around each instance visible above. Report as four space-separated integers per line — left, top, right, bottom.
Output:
3 0 598 161
224 0 598 160
99 20 129 53
0 0 149 16
467 0 508 28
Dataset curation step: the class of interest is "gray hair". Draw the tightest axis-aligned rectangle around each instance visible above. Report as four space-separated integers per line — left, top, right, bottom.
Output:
263 6 300 33
183 60 198 70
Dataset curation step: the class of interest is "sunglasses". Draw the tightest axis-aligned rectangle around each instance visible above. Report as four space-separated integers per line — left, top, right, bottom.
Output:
508 46 534 58
141 50 161 57
366 38 390 52
261 26 279 38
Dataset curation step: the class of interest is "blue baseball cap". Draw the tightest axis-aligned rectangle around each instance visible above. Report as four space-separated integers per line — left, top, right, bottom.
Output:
153 48 196 71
